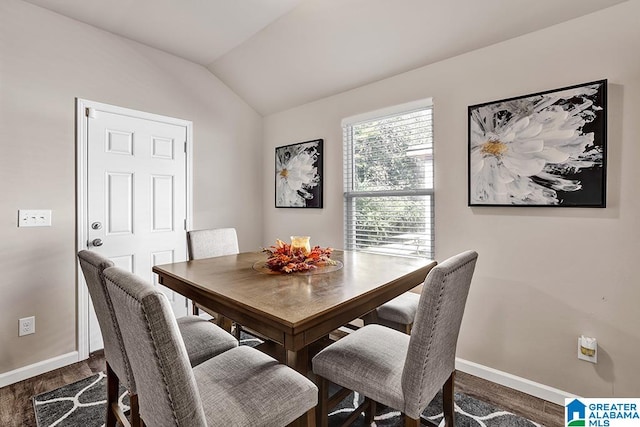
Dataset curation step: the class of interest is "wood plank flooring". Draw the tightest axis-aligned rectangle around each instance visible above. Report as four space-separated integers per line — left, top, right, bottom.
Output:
0 350 563 427
0 351 106 426
455 371 564 427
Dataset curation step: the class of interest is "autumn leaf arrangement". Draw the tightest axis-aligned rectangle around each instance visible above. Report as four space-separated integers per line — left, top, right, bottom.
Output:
263 239 335 273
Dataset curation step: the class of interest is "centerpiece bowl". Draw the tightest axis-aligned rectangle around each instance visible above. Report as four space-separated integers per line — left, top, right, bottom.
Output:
254 238 342 275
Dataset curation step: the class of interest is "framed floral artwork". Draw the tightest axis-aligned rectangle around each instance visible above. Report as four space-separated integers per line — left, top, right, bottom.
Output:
275 139 323 208
468 80 607 207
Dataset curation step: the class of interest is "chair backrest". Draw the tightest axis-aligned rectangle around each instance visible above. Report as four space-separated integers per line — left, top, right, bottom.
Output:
186 228 239 261
77 250 135 392
103 266 207 426
401 250 478 417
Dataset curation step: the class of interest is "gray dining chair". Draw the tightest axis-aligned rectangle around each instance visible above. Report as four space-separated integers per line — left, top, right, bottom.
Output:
78 250 238 427
103 265 318 427
187 227 239 260
365 291 421 334
312 250 478 427
187 227 242 338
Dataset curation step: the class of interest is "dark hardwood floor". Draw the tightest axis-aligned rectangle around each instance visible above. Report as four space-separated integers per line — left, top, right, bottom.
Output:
454 371 564 427
0 349 563 427
0 351 106 427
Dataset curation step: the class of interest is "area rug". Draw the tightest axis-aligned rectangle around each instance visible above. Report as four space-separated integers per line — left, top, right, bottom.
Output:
34 333 542 427
33 332 262 427
330 389 543 427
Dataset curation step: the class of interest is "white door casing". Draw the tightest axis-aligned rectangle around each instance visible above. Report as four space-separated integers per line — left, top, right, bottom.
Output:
77 99 193 358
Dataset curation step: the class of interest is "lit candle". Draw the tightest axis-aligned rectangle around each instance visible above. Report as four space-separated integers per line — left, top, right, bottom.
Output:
290 236 311 255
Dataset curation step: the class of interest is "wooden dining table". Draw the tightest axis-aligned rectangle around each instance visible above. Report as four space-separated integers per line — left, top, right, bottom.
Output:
152 250 436 375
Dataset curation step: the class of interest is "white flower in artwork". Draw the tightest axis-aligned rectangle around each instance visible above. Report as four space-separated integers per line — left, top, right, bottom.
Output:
276 141 321 207
470 84 604 205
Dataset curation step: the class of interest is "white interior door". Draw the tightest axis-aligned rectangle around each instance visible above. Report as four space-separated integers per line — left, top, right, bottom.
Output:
81 102 191 352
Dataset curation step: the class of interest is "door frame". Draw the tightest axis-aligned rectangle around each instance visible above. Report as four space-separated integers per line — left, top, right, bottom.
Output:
75 98 193 360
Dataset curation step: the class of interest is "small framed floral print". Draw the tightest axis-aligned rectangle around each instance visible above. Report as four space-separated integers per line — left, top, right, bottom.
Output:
468 80 607 207
275 139 323 208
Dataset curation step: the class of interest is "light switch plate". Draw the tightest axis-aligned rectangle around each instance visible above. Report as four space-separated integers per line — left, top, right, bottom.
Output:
18 210 52 227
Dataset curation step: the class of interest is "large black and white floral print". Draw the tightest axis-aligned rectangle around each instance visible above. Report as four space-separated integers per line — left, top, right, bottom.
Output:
469 80 606 206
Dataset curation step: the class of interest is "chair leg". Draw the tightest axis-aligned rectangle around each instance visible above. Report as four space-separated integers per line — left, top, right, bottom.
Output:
105 363 118 427
107 363 137 427
234 323 242 341
404 414 420 427
306 407 316 427
442 371 455 427
365 398 377 424
286 407 316 427
130 393 142 427
340 398 371 427
192 302 199 315
317 376 329 427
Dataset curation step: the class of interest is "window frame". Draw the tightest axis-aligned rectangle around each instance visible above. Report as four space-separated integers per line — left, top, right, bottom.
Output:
342 98 434 258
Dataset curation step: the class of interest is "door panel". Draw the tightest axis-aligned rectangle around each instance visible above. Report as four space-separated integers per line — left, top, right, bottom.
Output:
106 172 133 234
152 175 174 232
86 108 189 352
110 254 134 272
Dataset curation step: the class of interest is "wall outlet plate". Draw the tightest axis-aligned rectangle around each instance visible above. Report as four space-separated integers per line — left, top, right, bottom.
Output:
578 337 597 363
19 316 35 336
18 210 52 227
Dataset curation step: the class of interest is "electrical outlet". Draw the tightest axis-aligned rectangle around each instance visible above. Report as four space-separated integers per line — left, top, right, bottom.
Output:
578 336 597 363
19 316 35 336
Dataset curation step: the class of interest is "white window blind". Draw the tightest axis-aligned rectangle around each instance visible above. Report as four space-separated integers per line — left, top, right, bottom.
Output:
343 100 434 258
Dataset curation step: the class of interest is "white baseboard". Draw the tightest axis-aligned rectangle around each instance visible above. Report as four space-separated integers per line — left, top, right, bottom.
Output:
455 358 579 405
0 351 79 388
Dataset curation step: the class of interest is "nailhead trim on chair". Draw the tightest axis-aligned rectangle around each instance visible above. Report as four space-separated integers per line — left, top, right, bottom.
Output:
110 279 181 426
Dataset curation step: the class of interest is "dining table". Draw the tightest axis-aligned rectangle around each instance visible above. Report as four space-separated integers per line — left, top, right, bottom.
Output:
152 250 436 375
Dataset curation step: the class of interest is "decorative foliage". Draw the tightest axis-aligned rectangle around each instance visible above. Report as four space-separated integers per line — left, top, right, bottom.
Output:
263 239 334 273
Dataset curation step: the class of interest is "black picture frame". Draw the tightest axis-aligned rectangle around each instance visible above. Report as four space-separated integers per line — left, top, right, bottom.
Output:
275 139 323 208
468 80 607 207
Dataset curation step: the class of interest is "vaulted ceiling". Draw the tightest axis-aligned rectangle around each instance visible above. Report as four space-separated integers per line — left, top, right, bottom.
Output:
24 0 627 115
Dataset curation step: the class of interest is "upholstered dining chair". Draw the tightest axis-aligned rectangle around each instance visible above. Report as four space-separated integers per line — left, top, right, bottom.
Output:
77 250 238 427
187 227 239 260
187 227 242 338
103 265 318 427
312 250 478 427
365 291 421 334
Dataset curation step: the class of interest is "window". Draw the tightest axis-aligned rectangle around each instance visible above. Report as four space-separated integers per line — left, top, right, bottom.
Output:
343 99 434 258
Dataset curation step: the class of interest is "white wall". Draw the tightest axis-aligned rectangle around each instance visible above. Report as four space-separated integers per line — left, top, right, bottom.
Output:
0 0 262 374
263 2 640 397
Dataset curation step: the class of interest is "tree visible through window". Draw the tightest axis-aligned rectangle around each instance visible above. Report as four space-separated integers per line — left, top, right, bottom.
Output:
343 100 434 258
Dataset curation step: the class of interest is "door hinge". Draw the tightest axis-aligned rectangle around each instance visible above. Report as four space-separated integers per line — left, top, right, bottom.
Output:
184 141 187 153
184 219 187 230
85 107 96 119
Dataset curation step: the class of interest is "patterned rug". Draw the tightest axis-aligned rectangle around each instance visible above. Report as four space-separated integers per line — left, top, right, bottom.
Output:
33 333 542 427
331 388 542 426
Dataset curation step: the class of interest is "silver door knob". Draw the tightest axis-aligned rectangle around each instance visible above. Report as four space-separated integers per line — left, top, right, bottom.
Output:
91 238 103 247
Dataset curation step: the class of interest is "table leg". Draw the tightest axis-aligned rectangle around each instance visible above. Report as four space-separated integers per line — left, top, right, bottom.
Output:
216 316 233 333
284 346 311 427
286 346 309 375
